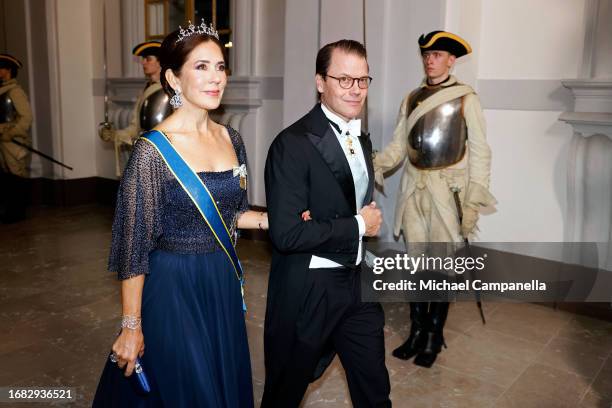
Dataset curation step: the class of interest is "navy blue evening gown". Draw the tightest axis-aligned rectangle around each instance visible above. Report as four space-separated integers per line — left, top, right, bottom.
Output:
92 126 254 407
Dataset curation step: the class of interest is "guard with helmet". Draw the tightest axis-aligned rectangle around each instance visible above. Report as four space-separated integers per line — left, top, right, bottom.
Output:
0 53 32 223
99 41 171 174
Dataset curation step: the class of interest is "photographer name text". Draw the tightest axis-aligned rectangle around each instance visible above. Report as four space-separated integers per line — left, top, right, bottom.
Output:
372 279 547 292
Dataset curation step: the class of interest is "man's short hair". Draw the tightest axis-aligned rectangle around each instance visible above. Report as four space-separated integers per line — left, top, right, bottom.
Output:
315 39 367 77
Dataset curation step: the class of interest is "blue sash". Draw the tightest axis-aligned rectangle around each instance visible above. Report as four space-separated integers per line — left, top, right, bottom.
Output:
140 130 246 311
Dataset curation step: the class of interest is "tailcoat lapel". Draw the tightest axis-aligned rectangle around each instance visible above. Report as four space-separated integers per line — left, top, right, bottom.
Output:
358 132 375 206
304 104 356 211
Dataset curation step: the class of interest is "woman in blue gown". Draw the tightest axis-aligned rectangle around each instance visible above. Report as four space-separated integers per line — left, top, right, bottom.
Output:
93 22 268 407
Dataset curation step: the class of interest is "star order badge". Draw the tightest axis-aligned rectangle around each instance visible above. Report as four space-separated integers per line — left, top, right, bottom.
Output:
233 164 248 190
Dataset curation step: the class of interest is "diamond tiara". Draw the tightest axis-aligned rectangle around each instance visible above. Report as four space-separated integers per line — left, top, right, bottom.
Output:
176 19 219 43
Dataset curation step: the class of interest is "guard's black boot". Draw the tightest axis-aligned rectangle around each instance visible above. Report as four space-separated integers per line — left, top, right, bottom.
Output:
392 302 428 360
1 173 27 224
414 301 449 368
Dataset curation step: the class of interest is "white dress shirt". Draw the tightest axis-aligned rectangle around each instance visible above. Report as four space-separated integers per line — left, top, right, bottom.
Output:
309 104 369 269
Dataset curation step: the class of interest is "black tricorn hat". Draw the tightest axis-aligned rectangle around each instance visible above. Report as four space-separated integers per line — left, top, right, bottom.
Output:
132 41 162 58
418 31 472 58
0 54 23 70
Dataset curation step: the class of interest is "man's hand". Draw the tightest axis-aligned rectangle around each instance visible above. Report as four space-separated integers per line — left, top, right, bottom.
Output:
461 206 479 238
359 201 382 237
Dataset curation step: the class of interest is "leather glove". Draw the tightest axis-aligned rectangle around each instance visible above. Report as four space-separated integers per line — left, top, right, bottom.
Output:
99 126 115 142
461 206 479 238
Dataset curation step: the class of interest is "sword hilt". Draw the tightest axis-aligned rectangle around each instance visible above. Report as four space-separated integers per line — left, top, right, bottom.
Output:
99 121 113 130
98 121 115 142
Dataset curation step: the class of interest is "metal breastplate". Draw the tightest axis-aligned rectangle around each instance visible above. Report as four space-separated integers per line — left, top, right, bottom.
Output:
0 91 16 124
407 84 468 169
139 87 172 131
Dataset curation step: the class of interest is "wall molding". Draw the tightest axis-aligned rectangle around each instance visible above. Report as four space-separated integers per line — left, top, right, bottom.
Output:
100 76 273 130
559 112 612 139
559 80 612 274
561 79 612 113
94 76 283 100
477 79 574 111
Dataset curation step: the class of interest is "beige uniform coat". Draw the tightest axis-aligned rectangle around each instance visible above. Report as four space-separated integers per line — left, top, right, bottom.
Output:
0 79 32 177
373 76 496 244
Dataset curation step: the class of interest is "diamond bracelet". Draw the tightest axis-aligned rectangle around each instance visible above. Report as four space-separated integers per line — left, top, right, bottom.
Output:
121 315 142 330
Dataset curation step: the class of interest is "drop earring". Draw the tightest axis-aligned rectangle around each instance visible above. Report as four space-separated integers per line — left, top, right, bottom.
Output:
170 89 183 109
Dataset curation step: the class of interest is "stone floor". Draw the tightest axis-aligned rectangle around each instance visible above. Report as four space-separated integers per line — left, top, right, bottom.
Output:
1 205 611 407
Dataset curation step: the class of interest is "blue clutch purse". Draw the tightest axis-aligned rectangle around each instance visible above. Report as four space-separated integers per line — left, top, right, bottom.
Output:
109 352 151 394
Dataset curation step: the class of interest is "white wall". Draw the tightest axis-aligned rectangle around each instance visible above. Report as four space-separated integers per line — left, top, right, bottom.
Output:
481 110 570 242
478 0 585 80
444 0 481 86
282 0 319 127
466 0 586 242
319 0 364 46
593 0 612 78
48 0 98 179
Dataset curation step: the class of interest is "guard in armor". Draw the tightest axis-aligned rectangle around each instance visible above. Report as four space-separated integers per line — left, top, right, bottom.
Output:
374 31 496 367
99 41 171 174
0 53 32 223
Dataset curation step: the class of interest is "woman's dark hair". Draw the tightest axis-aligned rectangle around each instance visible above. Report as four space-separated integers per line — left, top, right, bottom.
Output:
159 29 226 97
315 39 367 77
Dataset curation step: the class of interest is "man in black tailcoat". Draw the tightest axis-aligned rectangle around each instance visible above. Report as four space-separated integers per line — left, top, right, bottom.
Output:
262 39 391 408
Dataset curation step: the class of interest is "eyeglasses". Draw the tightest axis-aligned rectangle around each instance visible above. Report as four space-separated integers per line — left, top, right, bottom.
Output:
325 75 372 89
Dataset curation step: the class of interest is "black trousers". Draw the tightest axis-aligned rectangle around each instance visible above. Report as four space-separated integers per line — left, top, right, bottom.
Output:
262 266 391 408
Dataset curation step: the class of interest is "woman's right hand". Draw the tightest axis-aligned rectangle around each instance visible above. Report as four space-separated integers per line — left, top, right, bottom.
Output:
111 328 145 377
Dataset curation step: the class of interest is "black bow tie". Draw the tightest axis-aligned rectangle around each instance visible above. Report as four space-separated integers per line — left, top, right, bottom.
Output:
327 119 346 135
327 119 342 134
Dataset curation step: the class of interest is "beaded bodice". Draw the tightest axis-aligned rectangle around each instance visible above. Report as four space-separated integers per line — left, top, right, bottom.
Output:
108 126 249 280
